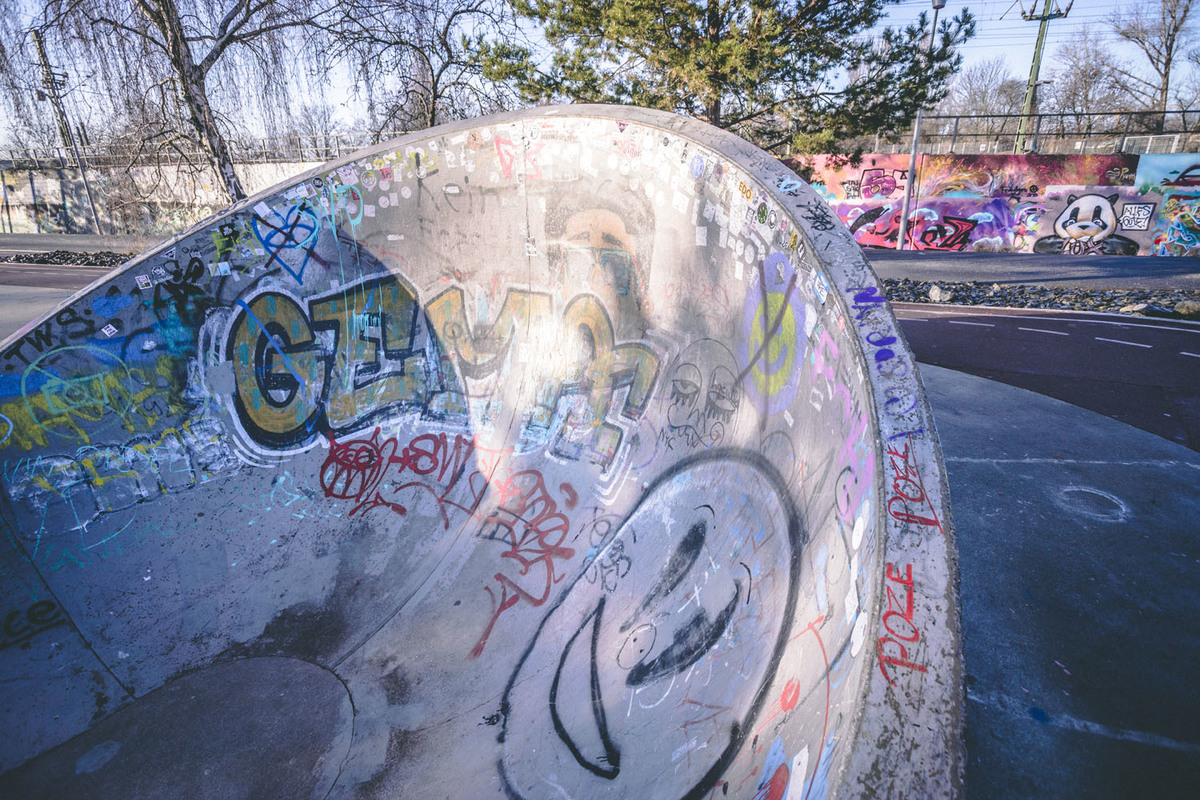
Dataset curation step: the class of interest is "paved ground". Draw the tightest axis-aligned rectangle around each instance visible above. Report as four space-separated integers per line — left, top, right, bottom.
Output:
924 365 1200 800
0 239 1197 798
895 304 1200 451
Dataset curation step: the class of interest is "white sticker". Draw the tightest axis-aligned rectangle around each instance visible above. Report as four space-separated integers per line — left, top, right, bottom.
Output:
135 275 151 290
851 613 868 657
100 324 118 338
365 205 376 218
734 259 743 281
783 410 794 428
253 202 273 220
695 226 707 246
785 748 810 799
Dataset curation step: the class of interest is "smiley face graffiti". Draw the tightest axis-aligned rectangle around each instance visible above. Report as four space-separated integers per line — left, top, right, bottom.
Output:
497 451 803 800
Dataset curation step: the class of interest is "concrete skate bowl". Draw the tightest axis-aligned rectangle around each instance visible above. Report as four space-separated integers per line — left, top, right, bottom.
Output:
0 107 961 799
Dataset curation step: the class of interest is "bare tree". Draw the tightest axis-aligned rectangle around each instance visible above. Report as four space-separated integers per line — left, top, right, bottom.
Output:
31 0 336 203
936 57 1025 116
1045 29 1128 134
1108 0 1196 130
933 56 1025 139
329 0 518 135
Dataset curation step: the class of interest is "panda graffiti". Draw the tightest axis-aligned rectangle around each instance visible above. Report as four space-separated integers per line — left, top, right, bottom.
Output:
1033 192 1140 255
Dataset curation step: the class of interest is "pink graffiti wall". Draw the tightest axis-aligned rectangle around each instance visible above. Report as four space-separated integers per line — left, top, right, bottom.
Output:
786 152 1200 256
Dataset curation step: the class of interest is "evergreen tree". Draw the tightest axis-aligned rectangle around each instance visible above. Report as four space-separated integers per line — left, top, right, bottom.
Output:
480 0 975 152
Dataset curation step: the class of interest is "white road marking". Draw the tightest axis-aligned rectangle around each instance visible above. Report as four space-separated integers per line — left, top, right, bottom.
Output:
1018 327 1069 336
968 688 1200 754
945 456 1200 470
1183 351 1200 359
1095 337 1152 348
948 320 995 327
893 305 1200 334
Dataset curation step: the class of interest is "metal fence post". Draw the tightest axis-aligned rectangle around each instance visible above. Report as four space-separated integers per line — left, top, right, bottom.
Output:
1 176 11 233
28 171 41 234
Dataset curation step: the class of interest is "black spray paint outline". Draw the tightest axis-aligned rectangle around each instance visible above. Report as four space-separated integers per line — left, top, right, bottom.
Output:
496 448 806 800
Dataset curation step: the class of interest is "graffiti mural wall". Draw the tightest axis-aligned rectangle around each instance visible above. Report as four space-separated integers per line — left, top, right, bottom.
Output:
792 152 1200 256
0 108 959 798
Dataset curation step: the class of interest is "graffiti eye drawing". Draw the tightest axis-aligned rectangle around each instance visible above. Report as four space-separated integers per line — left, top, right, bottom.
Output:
669 374 700 407
705 367 740 423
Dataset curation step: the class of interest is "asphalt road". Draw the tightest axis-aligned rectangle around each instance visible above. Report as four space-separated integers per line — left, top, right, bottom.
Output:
0 261 111 289
896 304 1200 451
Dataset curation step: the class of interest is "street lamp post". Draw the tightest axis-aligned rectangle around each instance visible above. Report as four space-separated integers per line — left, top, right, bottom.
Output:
895 0 945 251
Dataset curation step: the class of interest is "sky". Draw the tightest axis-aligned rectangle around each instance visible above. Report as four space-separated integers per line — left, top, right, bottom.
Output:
877 0 1143 83
0 0 1168 147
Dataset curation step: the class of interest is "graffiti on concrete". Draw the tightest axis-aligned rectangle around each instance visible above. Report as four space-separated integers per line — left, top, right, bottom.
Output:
499 453 802 799
0 110 955 798
792 151 1200 256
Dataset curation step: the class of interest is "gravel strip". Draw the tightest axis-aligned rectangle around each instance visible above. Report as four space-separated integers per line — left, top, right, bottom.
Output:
883 278 1200 320
0 250 133 268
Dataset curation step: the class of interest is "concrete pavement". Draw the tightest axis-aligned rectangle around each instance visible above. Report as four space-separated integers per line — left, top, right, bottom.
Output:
921 364 1200 799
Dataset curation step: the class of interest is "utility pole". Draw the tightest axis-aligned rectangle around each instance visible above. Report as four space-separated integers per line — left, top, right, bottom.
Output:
896 0 945 251
31 29 103 234
1014 0 1073 154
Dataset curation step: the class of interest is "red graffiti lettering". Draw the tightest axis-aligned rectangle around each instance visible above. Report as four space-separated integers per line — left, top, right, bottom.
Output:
471 470 575 657
885 438 943 533
876 563 928 687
